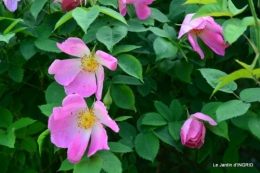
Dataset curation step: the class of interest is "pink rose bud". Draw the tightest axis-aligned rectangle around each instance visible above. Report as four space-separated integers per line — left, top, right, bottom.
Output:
178 13 229 59
180 112 217 149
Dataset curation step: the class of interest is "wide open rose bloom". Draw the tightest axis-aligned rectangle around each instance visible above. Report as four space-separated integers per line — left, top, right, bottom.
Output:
3 0 20 12
180 112 217 148
178 13 229 59
48 94 119 163
118 0 154 20
48 37 117 100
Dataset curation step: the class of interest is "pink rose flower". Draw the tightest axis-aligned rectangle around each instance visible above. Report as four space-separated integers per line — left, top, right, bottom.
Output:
48 94 119 163
54 0 86 12
180 112 217 149
118 0 154 20
178 13 229 59
3 0 20 12
48 37 117 100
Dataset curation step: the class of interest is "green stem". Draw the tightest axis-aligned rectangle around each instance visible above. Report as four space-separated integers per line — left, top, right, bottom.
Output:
248 0 260 52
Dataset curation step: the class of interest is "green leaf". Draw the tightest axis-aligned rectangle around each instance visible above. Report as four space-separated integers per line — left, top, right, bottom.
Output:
201 102 222 117
150 8 169 22
9 118 36 131
248 117 260 140
30 0 48 20
112 75 142 85
74 156 102 173
108 142 132 153
72 6 99 33
149 27 170 38
112 45 141 56
135 132 159 161
227 0 247 16
0 33 15 43
0 130 15 148
163 23 176 39
99 6 127 24
96 26 127 51
3 19 23 35
26 122 46 136
21 136 37 152
17 151 26 165
96 150 122 173
192 3 233 19
0 108 13 128
168 121 182 141
184 0 217 4
239 88 260 102
114 116 133 122
127 20 147 32
118 122 136 139
58 159 74 172
39 103 61 117
206 121 229 140
8 65 24 83
216 100 250 122
223 24 247 44
0 153 9 173
45 82 67 104
197 138 212 163
231 111 252 131
154 101 173 122
98 0 117 8
175 60 193 83
54 11 73 31
117 54 143 81
141 112 167 126
34 38 62 53
154 126 182 151
37 129 50 156
199 68 237 94
153 37 178 61
170 99 183 121
20 40 37 60
111 84 136 110
223 146 238 163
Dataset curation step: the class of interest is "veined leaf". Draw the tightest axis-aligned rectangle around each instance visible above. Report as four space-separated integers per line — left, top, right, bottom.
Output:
228 0 247 16
184 0 217 4
53 11 73 31
99 6 127 24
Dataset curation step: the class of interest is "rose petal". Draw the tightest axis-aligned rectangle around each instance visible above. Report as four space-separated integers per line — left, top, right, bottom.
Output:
134 2 151 20
95 50 117 71
118 0 127 16
180 118 193 145
95 66 104 101
88 122 109 156
67 130 91 163
191 112 217 126
186 119 203 141
57 37 90 57
48 59 81 86
3 0 19 12
188 32 205 59
93 101 119 132
65 71 97 98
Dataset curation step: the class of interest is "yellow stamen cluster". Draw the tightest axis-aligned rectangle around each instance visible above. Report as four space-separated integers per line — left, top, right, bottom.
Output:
77 108 96 130
191 29 204 35
80 54 99 72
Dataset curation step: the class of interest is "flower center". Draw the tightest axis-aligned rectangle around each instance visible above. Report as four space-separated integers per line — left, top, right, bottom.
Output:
191 29 204 35
80 54 99 72
77 108 96 129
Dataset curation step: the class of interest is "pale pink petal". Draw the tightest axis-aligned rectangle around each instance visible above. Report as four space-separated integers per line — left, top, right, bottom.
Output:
186 119 202 141
125 0 137 3
57 37 90 57
95 50 117 71
134 2 151 20
118 0 127 16
67 130 91 163
180 118 193 145
191 112 217 126
95 66 104 101
3 0 19 12
188 32 204 59
88 122 109 156
199 29 229 56
93 101 119 132
48 113 79 148
62 94 86 108
178 14 206 39
197 125 206 148
48 59 81 86
204 17 223 35
65 71 97 98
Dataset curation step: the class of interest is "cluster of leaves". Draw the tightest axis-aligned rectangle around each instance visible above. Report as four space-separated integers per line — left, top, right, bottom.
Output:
1 0 260 173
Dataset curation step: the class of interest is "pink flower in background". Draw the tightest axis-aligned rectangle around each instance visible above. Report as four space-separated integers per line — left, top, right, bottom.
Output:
180 112 217 149
118 0 154 20
48 37 117 100
178 13 229 59
54 0 86 12
3 0 20 12
48 94 119 163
